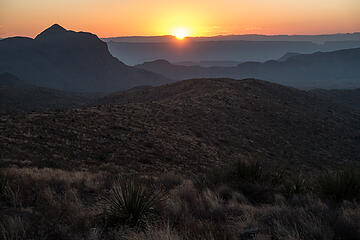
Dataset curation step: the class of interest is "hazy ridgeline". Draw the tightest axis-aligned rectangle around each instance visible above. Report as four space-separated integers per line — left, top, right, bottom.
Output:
105 33 360 65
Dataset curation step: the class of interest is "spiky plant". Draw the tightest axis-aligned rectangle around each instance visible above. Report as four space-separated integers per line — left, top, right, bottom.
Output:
103 177 166 227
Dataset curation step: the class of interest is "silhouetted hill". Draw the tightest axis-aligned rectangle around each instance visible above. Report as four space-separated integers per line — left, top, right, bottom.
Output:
277 52 300 61
2 78 359 173
0 73 99 112
0 24 169 92
136 48 360 89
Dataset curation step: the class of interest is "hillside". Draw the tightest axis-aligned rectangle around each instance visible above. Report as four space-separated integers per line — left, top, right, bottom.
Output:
136 48 360 89
0 73 98 112
0 24 169 92
1 78 359 174
311 88 360 110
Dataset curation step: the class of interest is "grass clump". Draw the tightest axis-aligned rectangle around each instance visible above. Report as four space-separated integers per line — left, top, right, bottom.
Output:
103 177 166 227
315 168 360 202
235 160 264 183
283 174 308 198
0 169 8 199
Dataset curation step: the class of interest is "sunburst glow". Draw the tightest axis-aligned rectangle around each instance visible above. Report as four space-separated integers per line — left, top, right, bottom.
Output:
172 27 190 39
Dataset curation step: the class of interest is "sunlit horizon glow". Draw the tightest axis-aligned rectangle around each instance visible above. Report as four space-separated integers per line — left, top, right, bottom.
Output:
1 0 359 38
172 27 190 39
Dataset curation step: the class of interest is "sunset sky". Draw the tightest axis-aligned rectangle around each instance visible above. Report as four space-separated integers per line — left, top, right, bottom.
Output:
1 0 360 38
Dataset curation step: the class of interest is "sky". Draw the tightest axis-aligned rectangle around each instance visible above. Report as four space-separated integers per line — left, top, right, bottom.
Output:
1 0 360 38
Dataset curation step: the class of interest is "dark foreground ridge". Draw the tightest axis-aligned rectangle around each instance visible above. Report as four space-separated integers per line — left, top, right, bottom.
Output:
1 78 359 174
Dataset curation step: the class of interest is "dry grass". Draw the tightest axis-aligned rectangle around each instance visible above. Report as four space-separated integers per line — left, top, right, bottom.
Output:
0 167 359 240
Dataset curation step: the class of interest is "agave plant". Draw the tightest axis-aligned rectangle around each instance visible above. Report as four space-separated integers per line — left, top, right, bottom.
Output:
103 177 166 226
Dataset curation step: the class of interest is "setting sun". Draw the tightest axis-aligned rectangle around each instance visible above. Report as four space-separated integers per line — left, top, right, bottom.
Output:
172 27 190 39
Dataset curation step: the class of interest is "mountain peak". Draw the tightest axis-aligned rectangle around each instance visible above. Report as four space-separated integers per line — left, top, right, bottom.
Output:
35 24 67 39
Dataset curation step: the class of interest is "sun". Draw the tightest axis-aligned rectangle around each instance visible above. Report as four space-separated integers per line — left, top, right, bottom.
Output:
172 27 189 40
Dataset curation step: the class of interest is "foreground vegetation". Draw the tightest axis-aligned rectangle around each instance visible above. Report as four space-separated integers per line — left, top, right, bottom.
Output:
0 161 359 240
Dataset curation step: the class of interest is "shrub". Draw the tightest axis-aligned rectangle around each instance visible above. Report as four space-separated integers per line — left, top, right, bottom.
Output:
235 160 264 183
159 173 183 190
333 204 360 240
0 216 27 240
283 174 308 198
0 169 8 200
315 168 360 202
103 177 166 227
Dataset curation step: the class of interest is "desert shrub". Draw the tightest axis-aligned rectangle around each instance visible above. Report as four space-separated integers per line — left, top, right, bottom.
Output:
181 221 236 240
315 168 360 202
0 169 8 200
235 160 264 183
0 216 27 240
283 174 308 198
261 205 334 240
333 202 360 240
0 170 23 208
124 223 181 240
102 177 166 227
159 173 183 190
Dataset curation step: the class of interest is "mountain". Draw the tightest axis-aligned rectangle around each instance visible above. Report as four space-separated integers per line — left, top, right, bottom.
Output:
175 60 242 67
106 35 360 65
103 32 360 43
0 24 169 92
107 40 323 65
277 52 300 62
2 78 359 173
136 48 360 89
0 72 99 112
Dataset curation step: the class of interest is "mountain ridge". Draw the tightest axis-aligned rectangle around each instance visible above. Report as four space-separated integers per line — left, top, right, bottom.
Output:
136 47 360 89
0 24 169 92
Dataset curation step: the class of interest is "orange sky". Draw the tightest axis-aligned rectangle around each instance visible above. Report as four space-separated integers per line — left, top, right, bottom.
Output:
1 0 360 38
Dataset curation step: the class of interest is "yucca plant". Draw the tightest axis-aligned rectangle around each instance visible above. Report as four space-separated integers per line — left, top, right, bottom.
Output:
315 168 360 202
103 177 166 227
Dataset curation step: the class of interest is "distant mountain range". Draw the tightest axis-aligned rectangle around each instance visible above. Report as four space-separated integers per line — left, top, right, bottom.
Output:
0 24 169 92
0 73 100 112
105 33 360 65
136 48 360 89
103 32 360 43
2 78 359 172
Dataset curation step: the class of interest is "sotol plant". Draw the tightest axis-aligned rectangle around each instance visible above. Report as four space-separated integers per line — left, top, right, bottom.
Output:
103 177 166 226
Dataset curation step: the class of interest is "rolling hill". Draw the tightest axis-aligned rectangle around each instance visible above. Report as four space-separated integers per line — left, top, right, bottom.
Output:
1 78 359 174
0 24 169 92
136 48 360 89
0 73 100 112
